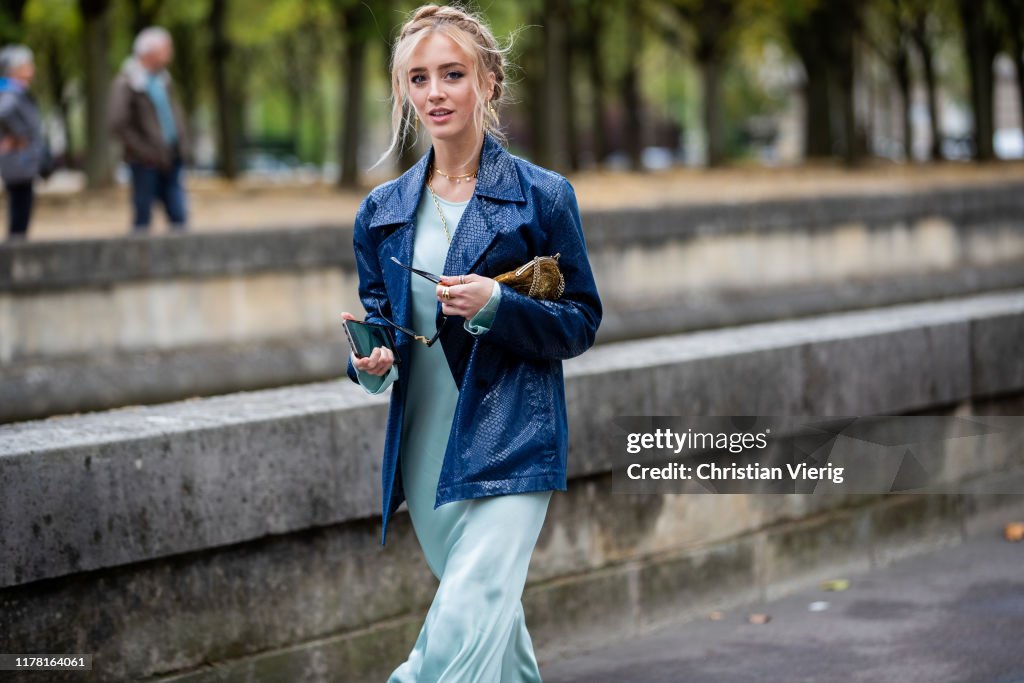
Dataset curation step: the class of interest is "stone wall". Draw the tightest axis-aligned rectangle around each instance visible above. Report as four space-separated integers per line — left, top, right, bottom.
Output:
2 182 1023 421
1 289 1021 682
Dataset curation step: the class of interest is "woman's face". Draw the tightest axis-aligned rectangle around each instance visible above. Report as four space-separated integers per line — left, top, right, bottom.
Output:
407 32 492 145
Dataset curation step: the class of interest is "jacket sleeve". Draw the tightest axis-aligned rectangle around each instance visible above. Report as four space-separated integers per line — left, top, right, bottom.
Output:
346 195 395 384
353 352 398 394
463 279 501 336
481 177 602 361
0 92 29 139
106 78 156 165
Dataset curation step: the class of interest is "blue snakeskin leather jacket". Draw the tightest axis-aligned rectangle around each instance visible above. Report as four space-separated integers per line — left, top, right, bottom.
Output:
346 131 603 545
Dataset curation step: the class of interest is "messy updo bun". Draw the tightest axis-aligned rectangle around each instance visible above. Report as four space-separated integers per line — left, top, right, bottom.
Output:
370 2 519 171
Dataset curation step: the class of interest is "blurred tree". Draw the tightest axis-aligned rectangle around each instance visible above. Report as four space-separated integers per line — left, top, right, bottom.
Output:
209 0 239 177
79 0 113 187
127 0 163 35
332 0 381 188
772 0 864 165
996 0 1024 143
958 0 999 160
0 0 29 43
582 0 611 167
540 0 572 173
665 0 740 167
165 19 201 125
22 0 80 162
562 0 582 170
620 0 644 170
280 14 318 163
865 0 915 160
906 0 947 160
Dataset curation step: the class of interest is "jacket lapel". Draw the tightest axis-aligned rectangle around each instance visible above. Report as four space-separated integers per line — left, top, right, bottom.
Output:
440 133 524 276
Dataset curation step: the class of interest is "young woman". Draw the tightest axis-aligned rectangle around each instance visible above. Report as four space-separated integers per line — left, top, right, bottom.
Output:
341 4 602 680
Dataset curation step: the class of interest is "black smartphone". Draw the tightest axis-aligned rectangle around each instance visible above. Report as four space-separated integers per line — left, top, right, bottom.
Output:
343 319 401 365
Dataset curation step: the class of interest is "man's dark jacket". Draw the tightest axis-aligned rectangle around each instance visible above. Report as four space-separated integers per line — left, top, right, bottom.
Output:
107 57 191 170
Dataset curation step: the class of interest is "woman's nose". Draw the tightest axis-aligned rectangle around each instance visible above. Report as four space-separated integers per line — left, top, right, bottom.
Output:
428 77 444 100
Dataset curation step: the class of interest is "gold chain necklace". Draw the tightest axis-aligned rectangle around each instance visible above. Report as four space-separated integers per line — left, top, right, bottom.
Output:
432 165 478 184
426 160 475 244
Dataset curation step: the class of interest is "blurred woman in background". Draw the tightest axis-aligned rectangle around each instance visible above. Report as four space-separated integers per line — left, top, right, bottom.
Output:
0 44 49 242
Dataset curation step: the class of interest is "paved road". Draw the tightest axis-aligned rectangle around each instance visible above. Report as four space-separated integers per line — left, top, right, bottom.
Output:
540 524 1024 683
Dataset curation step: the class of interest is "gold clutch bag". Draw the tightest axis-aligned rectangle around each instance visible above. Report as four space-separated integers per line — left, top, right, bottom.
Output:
494 253 565 300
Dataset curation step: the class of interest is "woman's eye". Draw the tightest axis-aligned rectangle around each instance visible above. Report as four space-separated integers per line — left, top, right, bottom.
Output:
410 71 462 84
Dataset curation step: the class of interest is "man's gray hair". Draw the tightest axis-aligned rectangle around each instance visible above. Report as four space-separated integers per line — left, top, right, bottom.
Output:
0 44 34 76
133 26 172 57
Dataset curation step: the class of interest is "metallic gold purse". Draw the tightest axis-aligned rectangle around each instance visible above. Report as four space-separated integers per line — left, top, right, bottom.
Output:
494 253 565 300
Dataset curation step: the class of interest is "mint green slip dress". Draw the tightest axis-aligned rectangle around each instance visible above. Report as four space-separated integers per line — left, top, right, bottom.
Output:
356 188 551 682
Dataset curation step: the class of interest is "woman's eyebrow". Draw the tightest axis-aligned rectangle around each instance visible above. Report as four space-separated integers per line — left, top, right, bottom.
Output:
409 62 466 73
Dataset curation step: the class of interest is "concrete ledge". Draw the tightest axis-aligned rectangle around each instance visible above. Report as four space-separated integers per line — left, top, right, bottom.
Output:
4 182 1024 422
0 226 351 292
2 289 1022 589
1 290 1022 681
3 182 1022 290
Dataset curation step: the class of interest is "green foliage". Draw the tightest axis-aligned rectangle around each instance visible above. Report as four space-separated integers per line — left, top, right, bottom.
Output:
5 0 1010 172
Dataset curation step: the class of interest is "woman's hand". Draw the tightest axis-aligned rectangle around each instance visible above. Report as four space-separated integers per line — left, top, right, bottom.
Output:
342 311 395 376
436 274 495 319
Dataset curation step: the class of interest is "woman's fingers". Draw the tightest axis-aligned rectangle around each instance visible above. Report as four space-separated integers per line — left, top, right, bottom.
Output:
437 276 494 318
352 346 393 376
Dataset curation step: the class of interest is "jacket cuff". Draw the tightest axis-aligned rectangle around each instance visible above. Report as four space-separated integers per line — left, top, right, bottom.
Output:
464 280 502 336
355 359 398 395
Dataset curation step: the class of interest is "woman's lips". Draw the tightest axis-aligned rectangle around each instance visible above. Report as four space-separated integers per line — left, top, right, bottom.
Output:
429 109 453 122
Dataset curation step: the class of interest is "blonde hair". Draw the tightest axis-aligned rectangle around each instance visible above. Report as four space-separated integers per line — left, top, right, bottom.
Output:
370 3 519 171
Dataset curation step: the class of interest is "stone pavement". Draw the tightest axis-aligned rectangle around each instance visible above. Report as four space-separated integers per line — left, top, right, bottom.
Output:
539 517 1024 683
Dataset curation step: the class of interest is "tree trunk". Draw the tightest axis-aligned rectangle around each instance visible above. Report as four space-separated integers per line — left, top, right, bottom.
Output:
541 0 571 173
78 0 113 188
832 1 862 167
338 4 369 188
128 0 163 36
910 17 944 160
1003 0 1024 145
0 0 28 43
787 20 832 159
43 37 72 162
1013 39 1024 146
209 0 238 178
959 0 996 160
700 58 723 167
802 56 833 158
585 1 608 166
622 4 643 171
562 4 580 171
168 22 200 128
895 44 913 160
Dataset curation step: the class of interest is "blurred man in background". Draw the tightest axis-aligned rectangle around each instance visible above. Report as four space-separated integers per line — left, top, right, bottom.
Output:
108 26 192 234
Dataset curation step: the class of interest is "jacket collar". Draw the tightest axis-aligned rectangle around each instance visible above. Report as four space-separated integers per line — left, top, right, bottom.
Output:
0 77 24 93
120 57 171 92
367 130 524 229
